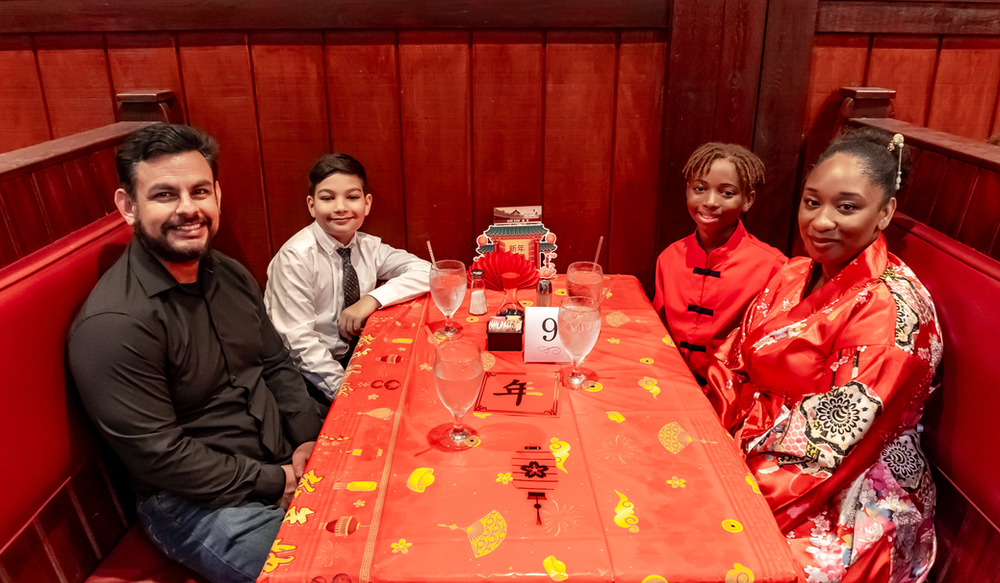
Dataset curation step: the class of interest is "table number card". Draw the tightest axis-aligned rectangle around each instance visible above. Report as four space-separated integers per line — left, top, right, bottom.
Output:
524 306 571 363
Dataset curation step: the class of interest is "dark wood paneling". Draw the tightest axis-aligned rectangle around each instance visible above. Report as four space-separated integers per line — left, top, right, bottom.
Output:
802 34 868 169
903 150 947 223
0 35 51 154
542 30 616 267
0 0 670 33
250 31 329 252
956 169 1000 252
399 31 472 263
817 1 1000 35
471 30 544 238
926 37 1000 141
752 0 819 251
713 0 767 146
926 160 978 238
177 32 272 283
657 0 726 253
0 522 63 583
62 156 109 226
89 147 120 214
325 31 407 251
33 165 90 238
70 456 128 558
866 35 938 126
106 32 187 124
33 34 116 139
0 174 53 257
609 30 666 295
36 488 99 583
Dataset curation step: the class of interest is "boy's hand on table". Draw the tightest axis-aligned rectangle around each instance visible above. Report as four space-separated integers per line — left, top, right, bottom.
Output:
339 295 382 336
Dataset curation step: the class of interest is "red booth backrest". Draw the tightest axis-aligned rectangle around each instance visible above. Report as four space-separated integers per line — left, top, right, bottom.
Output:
885 213 1000 582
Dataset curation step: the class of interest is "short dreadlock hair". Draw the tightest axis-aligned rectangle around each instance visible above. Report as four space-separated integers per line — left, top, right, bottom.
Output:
682 142 765 194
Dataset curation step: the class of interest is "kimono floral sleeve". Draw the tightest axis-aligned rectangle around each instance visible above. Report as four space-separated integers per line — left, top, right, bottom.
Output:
750 276 942 529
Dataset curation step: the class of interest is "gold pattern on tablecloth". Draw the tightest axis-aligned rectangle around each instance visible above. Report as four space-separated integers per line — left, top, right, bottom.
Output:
638 376 660 399
481 351 496 371
726 563 755 582
607 411 625 423
605 311 630 327
543 555 569 581
390 539 412 554
641 576 668 583
662 336 675 347
549 437 571 473
722 519 743 533
657 422 717 454
746 475 762 494
608 338 621 344
261 539 296 573
640 357 654 364
583 381 603 392
496 472 513 484
293 470 323 499
438 510 507 558
359 407 393 419
541 498 582 536
283 506 314 525
613 490 639 532
666 476 686 489
406 468 436 493
599 435 639 465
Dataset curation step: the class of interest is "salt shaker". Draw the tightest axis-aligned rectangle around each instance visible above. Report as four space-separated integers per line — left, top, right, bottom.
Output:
536 279 552 307
469 268 488 315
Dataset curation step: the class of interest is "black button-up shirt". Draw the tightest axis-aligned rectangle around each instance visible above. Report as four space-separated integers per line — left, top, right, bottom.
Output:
69 241 323 508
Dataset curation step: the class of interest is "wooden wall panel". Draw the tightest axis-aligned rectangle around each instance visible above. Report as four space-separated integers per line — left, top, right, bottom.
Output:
399 31 472 263
62 156 109 225
903 150 948 223
752 0 819 251
713 0 767 146
250 31 329 252
471 30 544 237
0 36 51 154
609 30 666 295
926 159 978 238
177 32 271 283
956 169 1000 252
802 34 869 168
89 147 120 214
658 0 726 253
33 34 115 138
0 175 52 257
325 31 406 251
33 165 89 238
926 37 1000 141
543 30 616 267
106 32 187 123
866 35 938 126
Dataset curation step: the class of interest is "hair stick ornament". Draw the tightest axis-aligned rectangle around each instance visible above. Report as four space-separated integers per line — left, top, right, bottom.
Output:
887 133 904 191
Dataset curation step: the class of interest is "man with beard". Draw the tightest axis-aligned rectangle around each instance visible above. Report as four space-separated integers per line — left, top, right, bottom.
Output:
68 124 323 583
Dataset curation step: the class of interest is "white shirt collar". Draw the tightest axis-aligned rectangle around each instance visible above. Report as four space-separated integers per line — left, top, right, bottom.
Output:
309 221 359 256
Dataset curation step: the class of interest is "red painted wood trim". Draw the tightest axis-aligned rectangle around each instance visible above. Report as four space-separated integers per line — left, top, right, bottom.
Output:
817 1 1000 35
848 117 1000 173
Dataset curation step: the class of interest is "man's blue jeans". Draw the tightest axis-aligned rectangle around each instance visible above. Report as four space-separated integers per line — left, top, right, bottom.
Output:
137 491 286 583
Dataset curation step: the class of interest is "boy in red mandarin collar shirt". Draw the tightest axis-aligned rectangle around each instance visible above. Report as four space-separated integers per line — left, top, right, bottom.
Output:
653 143 786 384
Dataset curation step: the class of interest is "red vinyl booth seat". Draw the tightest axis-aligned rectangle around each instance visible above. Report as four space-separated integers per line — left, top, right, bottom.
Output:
0 213 206 583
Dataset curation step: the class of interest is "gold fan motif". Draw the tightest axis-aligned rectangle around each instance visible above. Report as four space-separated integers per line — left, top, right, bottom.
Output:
657 422 717 454
438 510 507 558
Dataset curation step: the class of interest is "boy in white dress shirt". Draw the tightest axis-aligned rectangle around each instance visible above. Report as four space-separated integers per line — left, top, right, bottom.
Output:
265 154 430 405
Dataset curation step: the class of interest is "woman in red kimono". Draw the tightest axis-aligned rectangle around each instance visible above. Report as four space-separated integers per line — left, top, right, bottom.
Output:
705 128 941 583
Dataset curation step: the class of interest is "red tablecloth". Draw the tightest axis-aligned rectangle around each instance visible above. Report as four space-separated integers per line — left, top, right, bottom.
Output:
258 276 799 583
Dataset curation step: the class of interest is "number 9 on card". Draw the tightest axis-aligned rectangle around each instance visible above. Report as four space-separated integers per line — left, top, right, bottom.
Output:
524 307 572 363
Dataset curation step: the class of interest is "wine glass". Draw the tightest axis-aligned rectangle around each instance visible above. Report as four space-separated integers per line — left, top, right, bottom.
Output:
429 260 467 337
558 296 602 388
430 340 485 450
566 261 605 302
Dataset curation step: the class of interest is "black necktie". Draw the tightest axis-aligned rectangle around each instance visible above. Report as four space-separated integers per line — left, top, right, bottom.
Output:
337 247 360 308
